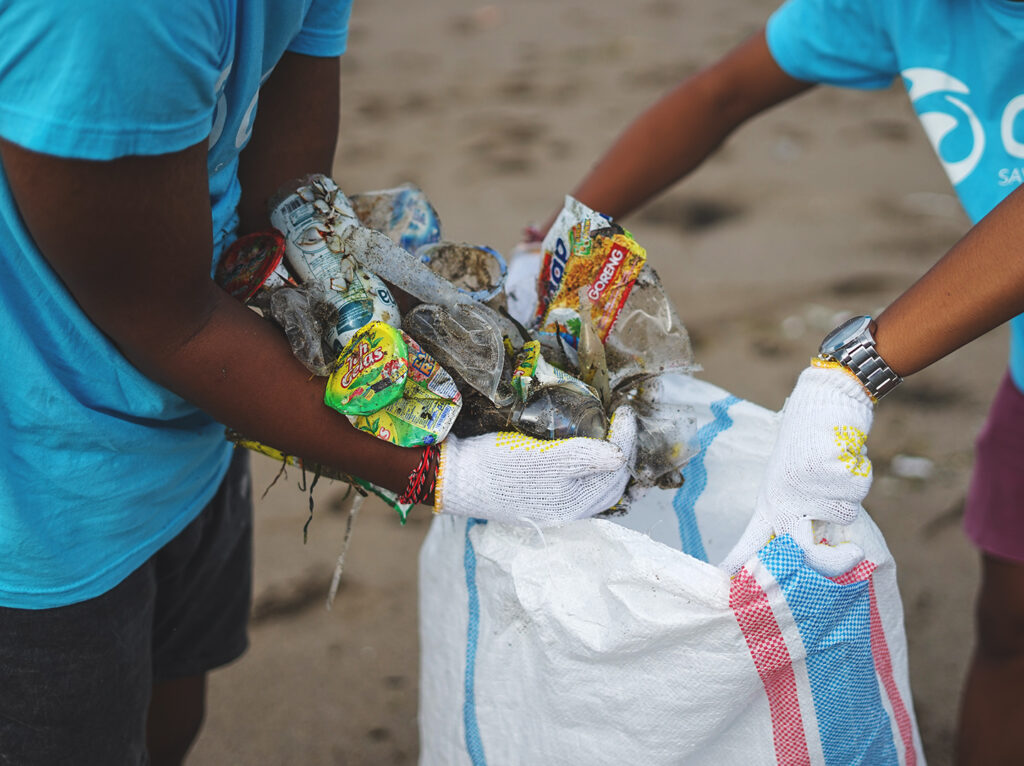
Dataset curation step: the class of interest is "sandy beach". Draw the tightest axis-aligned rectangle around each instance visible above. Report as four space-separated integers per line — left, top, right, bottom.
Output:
190 1 1002 763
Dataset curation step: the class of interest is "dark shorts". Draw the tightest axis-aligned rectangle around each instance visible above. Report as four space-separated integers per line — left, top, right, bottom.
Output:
0 448 253 766
965 373 1024 563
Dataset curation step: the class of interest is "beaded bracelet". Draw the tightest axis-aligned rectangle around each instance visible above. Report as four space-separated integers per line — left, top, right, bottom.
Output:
397 444 440 506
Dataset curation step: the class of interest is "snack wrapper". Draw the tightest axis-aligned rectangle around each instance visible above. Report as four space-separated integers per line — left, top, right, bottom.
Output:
324 322 409 417
350 334 462 446
535 196 612 320
539 229 646 346
509 339 597 402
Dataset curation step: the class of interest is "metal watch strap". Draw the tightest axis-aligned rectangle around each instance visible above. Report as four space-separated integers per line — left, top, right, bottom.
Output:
834 342 902 400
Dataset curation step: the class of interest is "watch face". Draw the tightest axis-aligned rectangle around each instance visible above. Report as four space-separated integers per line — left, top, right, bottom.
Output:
819 315 872 355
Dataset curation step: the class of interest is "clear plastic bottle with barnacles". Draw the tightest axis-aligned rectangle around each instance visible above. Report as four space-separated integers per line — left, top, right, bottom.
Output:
269 175 401 355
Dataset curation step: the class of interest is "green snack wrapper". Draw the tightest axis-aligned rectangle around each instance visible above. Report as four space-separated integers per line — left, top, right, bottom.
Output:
325 321 409 416
351 333 462 446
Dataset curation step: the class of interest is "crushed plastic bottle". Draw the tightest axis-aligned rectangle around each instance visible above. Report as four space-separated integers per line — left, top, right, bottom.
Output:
604 265 698 389
403 302 513 406
269 175 401 354
349 184 442 254
330 222 523 343
514 385 608 440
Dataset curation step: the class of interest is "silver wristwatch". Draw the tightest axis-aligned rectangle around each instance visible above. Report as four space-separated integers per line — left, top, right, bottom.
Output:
818 315 902 400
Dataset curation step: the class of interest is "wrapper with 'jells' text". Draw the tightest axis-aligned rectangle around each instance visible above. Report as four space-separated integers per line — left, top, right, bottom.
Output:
324 322 409 417
349 333 462 446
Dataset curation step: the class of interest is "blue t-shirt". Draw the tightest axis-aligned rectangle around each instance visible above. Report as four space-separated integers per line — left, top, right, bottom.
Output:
0 0 352 608
767 0 1024 386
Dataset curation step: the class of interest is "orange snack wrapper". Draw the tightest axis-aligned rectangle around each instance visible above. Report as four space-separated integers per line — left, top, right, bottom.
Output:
540 230 646 343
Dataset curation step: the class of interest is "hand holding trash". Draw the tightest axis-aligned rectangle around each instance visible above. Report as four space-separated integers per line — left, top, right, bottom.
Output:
719 361 874 577
435 406 637 525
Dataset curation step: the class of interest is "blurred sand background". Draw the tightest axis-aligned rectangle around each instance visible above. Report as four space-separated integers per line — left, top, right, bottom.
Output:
191 1 1001 763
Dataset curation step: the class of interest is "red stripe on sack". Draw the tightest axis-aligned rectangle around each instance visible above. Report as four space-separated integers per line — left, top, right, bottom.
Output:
831 562 917 766
730 567 811 766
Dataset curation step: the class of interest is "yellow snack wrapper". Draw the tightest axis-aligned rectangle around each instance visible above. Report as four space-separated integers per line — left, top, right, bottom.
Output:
541 230 646 344
324 322 409 417
350 333 463 446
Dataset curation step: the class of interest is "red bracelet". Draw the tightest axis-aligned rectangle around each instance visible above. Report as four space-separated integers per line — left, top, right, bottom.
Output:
397 444 439 506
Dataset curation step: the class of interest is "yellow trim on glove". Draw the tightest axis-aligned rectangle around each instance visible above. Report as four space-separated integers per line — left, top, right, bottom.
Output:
434 441 448 514
811 357 877 403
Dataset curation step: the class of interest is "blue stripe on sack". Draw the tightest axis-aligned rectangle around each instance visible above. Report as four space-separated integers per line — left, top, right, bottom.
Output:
760 535 898 765
463 519 488 766
672 395 740 560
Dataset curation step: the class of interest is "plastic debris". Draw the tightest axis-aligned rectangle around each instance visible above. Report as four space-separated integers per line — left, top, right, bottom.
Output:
890 454 935 480
239 181 699 508
268 284 337 376
270 175 401 353
403 302 513 406
417 241 508 306
349 184 442 254
348 332 462 447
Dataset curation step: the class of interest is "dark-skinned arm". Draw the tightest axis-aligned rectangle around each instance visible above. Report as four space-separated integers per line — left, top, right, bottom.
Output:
0 53 425 498
537 29 812 234
236 51 340 235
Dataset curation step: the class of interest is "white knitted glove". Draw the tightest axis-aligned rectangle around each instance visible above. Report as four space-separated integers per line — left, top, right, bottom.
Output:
719 362 874 577
436 406 637 525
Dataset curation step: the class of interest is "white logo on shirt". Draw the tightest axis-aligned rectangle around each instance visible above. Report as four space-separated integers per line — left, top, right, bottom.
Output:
209 64 233 149
903 67 1024 188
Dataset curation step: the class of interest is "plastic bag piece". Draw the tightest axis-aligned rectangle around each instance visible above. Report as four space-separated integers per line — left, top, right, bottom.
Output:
450 384 608 441
605 264 699 390
403 302 514 406
349 183 442 254
611 373 698 490
576 289 611 407
268 284 338 377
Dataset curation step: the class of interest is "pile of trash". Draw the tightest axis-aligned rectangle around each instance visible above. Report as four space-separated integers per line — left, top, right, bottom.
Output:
217 175 699 515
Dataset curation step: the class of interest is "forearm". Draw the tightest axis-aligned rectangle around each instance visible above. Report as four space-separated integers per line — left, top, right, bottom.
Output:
873 184 1024 377
562 30 812 226
129 284 422 493
236 52 341 234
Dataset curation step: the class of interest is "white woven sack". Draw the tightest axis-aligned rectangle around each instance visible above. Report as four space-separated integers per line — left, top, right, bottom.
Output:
418 373 926 766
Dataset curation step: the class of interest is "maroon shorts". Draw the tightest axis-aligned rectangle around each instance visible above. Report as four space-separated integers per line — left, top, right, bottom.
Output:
964 372 1024 562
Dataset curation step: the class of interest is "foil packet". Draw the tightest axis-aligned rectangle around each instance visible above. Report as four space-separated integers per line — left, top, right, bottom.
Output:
535 196 612 321
538 228 646 345
350 333 462 447
324 322 409 417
